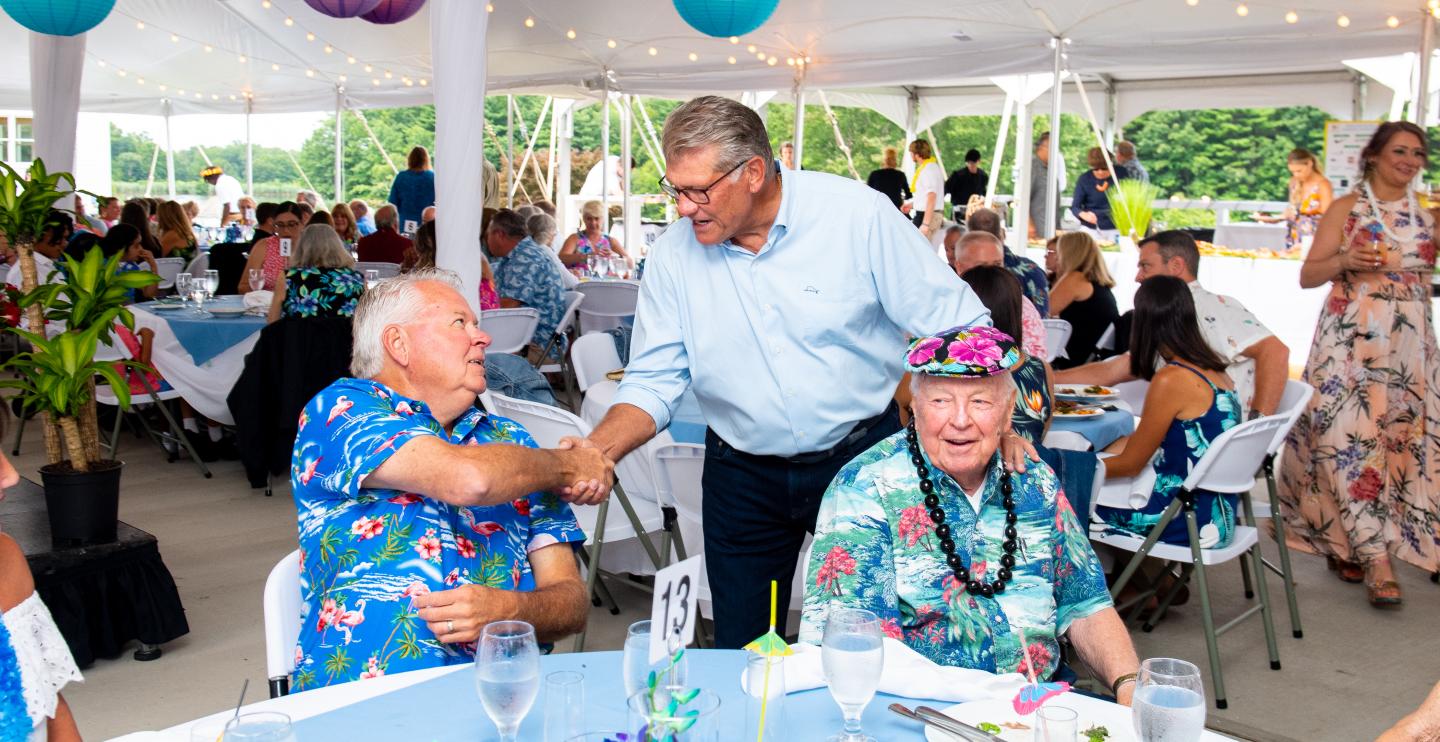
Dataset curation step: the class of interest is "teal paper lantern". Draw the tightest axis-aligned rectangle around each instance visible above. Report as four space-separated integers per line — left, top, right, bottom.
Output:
672 0 778 38
0 0 116 36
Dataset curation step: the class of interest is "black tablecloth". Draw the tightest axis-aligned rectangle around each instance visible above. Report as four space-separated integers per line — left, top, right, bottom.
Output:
1 478 189 667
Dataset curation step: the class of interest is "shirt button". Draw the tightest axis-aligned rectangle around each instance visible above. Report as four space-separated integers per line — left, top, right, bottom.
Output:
764 304 774 311
772 344 782 354
798 431 806 438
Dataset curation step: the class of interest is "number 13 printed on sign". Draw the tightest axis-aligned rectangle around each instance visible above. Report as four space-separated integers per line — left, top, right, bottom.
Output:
649 555 703 664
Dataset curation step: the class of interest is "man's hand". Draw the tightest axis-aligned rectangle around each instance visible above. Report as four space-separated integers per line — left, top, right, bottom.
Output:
1078 210 1098 225
900 202 913 215
413 584 515 644
554 443 614 506
1000 431 1038 474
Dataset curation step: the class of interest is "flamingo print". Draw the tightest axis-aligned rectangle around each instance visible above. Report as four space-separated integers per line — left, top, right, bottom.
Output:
388 492 422 506
395 401 415 415
458 508 507 537
297 456 323 486
372 432 405 454
335 599 368 646
297 408 309 429
326 396 355 425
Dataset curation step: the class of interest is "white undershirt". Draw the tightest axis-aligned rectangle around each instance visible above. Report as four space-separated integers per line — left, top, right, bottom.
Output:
960 482 984 513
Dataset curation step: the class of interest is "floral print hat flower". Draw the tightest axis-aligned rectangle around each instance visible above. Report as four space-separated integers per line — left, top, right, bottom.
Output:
905 324 1023 377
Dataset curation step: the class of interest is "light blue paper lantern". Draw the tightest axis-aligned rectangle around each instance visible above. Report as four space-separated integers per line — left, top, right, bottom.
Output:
0 0 116 36
672 0 778 38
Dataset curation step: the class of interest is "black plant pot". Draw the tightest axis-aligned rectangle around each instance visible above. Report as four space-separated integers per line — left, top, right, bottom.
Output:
40 459 124 547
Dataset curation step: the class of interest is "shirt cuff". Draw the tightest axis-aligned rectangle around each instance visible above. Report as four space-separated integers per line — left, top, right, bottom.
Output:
612 382 675 434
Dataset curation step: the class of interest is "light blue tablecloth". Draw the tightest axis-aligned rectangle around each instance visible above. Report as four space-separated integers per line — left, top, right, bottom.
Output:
136 296 265 365
1050 409 1134 450
291 649 939 741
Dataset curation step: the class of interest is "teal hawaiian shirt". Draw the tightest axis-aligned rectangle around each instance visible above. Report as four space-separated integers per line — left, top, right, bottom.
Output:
799 432 1110 679
290 378 585 691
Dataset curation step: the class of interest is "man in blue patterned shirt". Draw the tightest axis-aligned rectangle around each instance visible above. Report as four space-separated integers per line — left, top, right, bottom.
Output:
289 269 611 691
967 207 1050 316
489 209 568 352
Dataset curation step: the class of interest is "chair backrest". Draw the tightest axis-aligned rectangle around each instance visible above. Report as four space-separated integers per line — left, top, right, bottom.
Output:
480 308 540 354
1182 415 1291 494
184 252 209 276
571 332 622 393
154 257 186 290
263 550 302 687
1113 379 1149 415
1094 323 1116 353
1266 379 1314 455
355 261 401 279
654 443 705 521
1042 318 1071 362
575 280 640 335
555 290 585 337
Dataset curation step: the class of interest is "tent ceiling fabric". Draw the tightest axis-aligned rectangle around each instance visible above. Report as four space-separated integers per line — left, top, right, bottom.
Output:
0 0 1421 115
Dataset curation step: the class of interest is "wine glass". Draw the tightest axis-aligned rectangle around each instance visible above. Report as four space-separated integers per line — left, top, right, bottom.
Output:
622 619 688 700
476 620 540 742
1132 657 1206 742
204 269 220 299
175 273 192 307
821 607 884 742
248 269 264 293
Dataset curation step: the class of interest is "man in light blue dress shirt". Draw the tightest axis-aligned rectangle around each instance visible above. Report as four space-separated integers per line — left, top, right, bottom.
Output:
577 96 995 648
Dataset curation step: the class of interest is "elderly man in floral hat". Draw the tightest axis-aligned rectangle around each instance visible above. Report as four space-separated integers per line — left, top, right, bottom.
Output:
800 326 1140 703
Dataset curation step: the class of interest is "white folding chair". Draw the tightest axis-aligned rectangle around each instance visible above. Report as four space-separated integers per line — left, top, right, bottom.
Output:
575 280 639 335
571 332 622 393
94 337 211 478
1091 323 1116 360
537 290 587 405
1042 318 1072 362
262 550 302 698
480 308 541 355
355 261 401 279
183 252 209 276
1251 379 1314 639
1095 415 1288 709
482 392 667 651
1113 379 1149 414
153 257 186 291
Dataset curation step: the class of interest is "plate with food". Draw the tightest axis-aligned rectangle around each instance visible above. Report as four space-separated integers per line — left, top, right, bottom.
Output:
604 368 625 381
1054 399 1105 418
1055 384 1119 401
923 697 1133 742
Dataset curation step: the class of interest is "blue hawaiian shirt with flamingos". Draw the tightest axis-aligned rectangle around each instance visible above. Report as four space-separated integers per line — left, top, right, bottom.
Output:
289 377 585 692
798 433 1110 679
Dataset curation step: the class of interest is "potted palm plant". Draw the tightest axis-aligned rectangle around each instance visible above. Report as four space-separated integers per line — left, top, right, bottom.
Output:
0 159 158 545
1105 178 1161 250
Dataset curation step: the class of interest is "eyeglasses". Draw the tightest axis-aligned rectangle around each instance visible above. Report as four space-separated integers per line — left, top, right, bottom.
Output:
658 158 750 205
273 220 302 229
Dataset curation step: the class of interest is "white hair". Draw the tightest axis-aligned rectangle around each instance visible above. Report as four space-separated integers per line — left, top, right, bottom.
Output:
350 268 463 378
527 212 557 246
909 371 1019 405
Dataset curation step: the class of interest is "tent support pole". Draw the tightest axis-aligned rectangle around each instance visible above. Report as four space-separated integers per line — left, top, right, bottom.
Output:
902 87 919 180
601 80 612 221
334 86 344 204
164 100 176 199
792 66 807 170
144 142 160 198
1013 99 1032 246
1100 74 1118 146
986 94 1014 206
506 95 515 207
926 126 945 174
1418 14 1435 125
245 97 254 196
546 109 558 202
1044 36 1064 239
556 99 574 224
1353 74 1367 120
284 149 318 193
621 94 635 254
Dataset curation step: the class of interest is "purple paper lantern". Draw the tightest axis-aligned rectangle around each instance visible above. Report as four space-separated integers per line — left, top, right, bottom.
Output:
302 0 383 18
359 0 425 25
0 0 115 36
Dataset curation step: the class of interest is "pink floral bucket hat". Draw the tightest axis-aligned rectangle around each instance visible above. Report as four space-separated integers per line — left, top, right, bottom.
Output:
905 324 1023 377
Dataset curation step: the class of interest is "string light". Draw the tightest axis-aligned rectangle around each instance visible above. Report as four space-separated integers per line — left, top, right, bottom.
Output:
648 46 658 55
524 16 535 27
159 84 166 91
746 44 757 52
728 56 736 64
1387 15 1400 27
135 20 144 29
204 44 213 52
486 3 494 10
785 57 794 65
1185 0 1198 5
364 64 373 72
261 0 271 7
1284 10 1297 23
339 74 348 82
136 77 144 85
804 55 812 63
385 70 394 78
284 16 294 26
229 94 237 101
324 44 334 54
607 39 617 48
756 51 766 60
98 60 106 67
766 56 777 65
688 52 698 61
238 55 247 63
1336 14 1349 27
1235 3 1248 16
117 69 127 76
419 78 429 86
271 63 281 70
306 32 316 41
729 36 739 44
372 78 380 86
347 55 357 64
170 33 179 42
306 69 315 77
566 29 576 39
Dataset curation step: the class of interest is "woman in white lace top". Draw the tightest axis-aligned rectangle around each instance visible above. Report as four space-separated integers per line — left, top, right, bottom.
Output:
0 442 83 741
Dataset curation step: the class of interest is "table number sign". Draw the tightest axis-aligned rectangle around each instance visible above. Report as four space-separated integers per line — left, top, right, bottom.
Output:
649 555 702 663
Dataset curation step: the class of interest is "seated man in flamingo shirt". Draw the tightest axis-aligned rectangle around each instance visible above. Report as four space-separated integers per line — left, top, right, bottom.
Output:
288 268 613 690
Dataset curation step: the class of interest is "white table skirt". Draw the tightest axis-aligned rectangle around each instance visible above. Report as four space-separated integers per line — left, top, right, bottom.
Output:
130 307 261 426
1213 222 1288 252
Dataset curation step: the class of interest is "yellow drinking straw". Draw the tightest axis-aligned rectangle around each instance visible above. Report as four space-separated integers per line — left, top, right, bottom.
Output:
743 580 793 741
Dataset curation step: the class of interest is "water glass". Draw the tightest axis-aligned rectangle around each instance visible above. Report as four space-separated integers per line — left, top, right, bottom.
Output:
476 620 541 742
190 286 209 314
821 607 883 742
544 670 584 742
222 712 295 742
204 269 220 298
365 269 380 288
175 272 192 305
1132 657 1206 742
248 268 264 293
622 620 687 699
584 254 598 278
744 651 787 740
627 687 721 742
1033 705 1078 742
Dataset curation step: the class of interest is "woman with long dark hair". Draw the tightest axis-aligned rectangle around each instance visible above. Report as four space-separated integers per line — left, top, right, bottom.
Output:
119 200 163 258
1281 121 1440 606
1097 275 1241 547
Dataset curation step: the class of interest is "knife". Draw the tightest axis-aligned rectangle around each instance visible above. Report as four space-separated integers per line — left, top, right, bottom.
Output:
916 705 1004 741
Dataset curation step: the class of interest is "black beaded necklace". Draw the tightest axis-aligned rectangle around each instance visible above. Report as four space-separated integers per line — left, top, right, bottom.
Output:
903 421 1019 598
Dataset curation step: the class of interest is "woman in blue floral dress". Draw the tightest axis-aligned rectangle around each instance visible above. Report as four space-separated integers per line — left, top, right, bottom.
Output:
267 224 366 323
1097 275 1241 548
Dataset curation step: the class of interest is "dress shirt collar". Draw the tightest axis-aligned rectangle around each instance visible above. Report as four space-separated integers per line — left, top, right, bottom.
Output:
368 378 487 440
720 170 792 258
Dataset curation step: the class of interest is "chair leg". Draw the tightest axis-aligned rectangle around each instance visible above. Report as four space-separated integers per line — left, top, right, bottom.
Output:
1185 507 1228 709
574 498 612 653
612 482 664 570
1142 564 1193 632
1264 461 1303 638
1239 553 1255 599
140 378 211 479
11 412 24 456
1110 499 1184 597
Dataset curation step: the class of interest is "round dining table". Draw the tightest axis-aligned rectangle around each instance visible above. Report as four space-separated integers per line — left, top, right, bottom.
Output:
129 296 266 425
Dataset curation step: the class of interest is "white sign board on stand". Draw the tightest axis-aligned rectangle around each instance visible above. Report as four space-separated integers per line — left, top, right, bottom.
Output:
1324 121 1380 195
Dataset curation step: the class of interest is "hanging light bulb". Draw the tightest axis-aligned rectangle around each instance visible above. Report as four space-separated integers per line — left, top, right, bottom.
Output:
689 52 698 61
607 39 617 48
160 84 167 91
136 77 144 85
419 78 429 86
372 78 380 86
195 92 202 99
262 0 271 7
384 70 393 78
648 47 658 55
364 64 373 72
347 55 357 64
212 94 219 100
1387 15 1401 27
1284 10 1298 23
1336 14 1350 27
566 29 576 39
1185 0 1198 6
229 94 237 101
306 32 316 41
746 44 757 53
524 16 535 27
98 60 106 67
170 33 179 42
766 56 777 65
339 74 348 82
305 69 315 77
1235 3 1248 16
785 57 794 65
756 51 766 60
284 16 294 26
486 3 494 11
238 55 247 63
117 68 127 76
271 63 280 70
804 55 812 63
324 44 334 54
204 44 213 52
728 56 736 64
135 21 144 29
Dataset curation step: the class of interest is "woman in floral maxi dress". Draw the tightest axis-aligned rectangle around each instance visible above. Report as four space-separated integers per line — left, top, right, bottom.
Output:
1281 121 1440 606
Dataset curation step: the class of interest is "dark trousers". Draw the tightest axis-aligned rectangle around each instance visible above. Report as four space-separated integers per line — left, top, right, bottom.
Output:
700 403 901 649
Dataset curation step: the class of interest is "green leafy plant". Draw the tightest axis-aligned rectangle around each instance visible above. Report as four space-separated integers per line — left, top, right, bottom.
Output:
1105 179 1161 241
636 649 701 741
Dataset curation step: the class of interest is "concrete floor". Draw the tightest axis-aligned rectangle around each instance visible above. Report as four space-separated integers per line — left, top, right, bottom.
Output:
10 433 1435 742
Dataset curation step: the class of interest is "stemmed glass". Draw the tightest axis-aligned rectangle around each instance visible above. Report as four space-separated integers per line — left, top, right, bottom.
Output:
1132 658 1206 742
175 273 192 307
476 620 540 742
248 269 264 293
821 607 884 742
622 619 687 699
204 269 220 299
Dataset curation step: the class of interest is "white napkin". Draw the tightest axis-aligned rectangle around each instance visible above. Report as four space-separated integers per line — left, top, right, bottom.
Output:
740 639 1028 703
243 290 274 310
1094 453 1157 510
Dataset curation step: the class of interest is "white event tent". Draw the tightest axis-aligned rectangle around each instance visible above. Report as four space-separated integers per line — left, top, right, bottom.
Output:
0 0 1429 306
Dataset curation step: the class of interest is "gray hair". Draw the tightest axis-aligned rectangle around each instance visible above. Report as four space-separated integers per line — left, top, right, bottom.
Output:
909 371 1019 408
515 204 541 220
292 224 355 269
662 95 774 177
527 212 557 246
374 204 398 229
350 268 463 378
